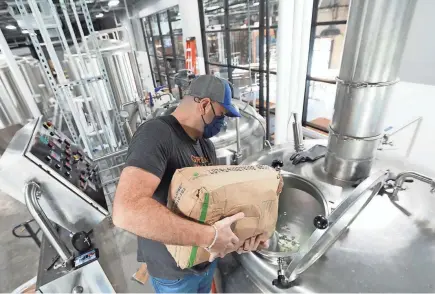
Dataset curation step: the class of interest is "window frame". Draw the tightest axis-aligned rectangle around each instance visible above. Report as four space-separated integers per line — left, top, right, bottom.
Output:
198 0 277 141
302 0 349 132
140 6 184 97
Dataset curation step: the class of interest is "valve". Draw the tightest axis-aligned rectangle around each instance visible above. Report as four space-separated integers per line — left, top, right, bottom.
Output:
271 159 284 170
313 215 328 229
272 257 294 289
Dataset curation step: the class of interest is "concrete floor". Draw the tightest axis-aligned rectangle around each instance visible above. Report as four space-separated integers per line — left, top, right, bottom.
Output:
0 192 39 292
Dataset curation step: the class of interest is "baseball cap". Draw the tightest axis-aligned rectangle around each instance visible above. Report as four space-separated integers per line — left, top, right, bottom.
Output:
186 75 241 117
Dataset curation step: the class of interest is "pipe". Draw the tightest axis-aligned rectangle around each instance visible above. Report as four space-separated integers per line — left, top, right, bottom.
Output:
0 28 40 119
24 182 72 263
324 0 417 181
292 113 305 152
391 171 435 201
93 148 128 162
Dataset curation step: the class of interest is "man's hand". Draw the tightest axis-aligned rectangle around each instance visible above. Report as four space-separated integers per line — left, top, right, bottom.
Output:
207 212 245 262
236 234 270 254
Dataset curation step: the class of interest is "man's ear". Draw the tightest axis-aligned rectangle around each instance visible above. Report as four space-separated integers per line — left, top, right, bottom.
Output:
199 98 211 115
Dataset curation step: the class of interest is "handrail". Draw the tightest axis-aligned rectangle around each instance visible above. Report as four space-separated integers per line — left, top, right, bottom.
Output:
24 182 72 263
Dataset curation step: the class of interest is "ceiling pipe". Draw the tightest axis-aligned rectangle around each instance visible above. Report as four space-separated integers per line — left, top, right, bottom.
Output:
324 0 417 181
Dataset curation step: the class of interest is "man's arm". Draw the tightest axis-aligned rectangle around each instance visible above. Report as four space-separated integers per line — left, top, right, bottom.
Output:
113 166 244 253
113 166 214 247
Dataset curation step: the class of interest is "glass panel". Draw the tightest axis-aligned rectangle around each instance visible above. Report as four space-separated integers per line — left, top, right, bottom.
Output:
150 57 158 73
162 35 174 57
229 30 250 67
268 28 278 72
154 37 163 58
229 29 264 69
169 75 181 99
266 73 277 104
145 35 154 55
203 0 225 30
169 6 182 34
157 57 167 75
143 19 151 37
176 59 186 71
166 57 177 74
232 68 259 100
154 73 160 84
309 24 346 79
158 11 170 35
306 80 337 131
174 34 184 57
206 32 226 64
149 15 159 36
160 74 168 87
209 64 229 80
317 0 350 22
269 0 279 26
229 0 259 29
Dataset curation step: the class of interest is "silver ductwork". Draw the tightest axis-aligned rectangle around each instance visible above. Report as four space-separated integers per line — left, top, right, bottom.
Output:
324 0 417 181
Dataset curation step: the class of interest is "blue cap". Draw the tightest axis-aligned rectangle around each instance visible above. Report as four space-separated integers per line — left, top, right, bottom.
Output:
220 79 241 118
187 75 241 118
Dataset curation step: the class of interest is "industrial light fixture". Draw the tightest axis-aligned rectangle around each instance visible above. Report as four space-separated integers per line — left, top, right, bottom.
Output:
22 29 29 34
108 0 119 7
319 25 341 38
96 13 104 18
6 24 17 30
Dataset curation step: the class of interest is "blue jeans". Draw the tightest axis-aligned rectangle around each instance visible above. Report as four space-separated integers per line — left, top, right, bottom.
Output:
150 260 217 293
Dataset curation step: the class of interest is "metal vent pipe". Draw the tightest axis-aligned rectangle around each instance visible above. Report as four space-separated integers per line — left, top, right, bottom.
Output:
324 0 417 181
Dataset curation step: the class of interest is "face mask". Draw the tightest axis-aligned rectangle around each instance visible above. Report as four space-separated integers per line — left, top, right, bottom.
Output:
202 103 225 139
203 115 225 138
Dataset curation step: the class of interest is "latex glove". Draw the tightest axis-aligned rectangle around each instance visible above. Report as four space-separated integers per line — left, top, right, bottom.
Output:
207 212 245 262
237 234 270 254
290 144 327 165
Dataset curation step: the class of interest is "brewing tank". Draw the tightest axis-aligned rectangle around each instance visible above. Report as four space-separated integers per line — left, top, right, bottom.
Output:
66 39 144 111
0 55 52 130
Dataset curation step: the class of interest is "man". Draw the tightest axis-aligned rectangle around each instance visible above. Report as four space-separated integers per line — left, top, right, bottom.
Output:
113 75 268 293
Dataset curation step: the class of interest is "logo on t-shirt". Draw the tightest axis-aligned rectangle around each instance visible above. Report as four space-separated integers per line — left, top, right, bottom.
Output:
191 155 211 166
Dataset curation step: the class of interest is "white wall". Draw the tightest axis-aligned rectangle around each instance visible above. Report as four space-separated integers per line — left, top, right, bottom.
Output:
399 0 435 86
379 0 435 169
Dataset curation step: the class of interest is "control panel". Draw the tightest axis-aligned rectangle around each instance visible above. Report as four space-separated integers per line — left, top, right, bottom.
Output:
28 120 108 210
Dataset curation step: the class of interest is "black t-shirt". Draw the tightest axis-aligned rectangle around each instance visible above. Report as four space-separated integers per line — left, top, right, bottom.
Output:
124 115 217 279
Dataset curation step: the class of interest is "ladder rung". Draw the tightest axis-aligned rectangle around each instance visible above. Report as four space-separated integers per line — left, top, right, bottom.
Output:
57 76 104 88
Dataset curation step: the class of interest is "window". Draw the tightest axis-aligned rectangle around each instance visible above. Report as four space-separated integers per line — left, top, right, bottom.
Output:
141 6 186 99
199 0 279 140
302 0 350 132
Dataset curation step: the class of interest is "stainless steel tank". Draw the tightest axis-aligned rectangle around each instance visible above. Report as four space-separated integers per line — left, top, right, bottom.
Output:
66 39 144 111
220 141 435 292
220 0 434 292
0 55 52 129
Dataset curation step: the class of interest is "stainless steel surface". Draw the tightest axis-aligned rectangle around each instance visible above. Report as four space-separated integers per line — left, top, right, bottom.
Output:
235 111 242 163
93 148 128 162
230 142 435 292
0 123 23 156
257 172 331 261
324 0 417 181
0 55 52 129
392 171 435 200
24 181 72 263
37 217 151 293
0 118 107 233
67 39 143 111
40 258 115 293
292 113 304 152
284 170 389 282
